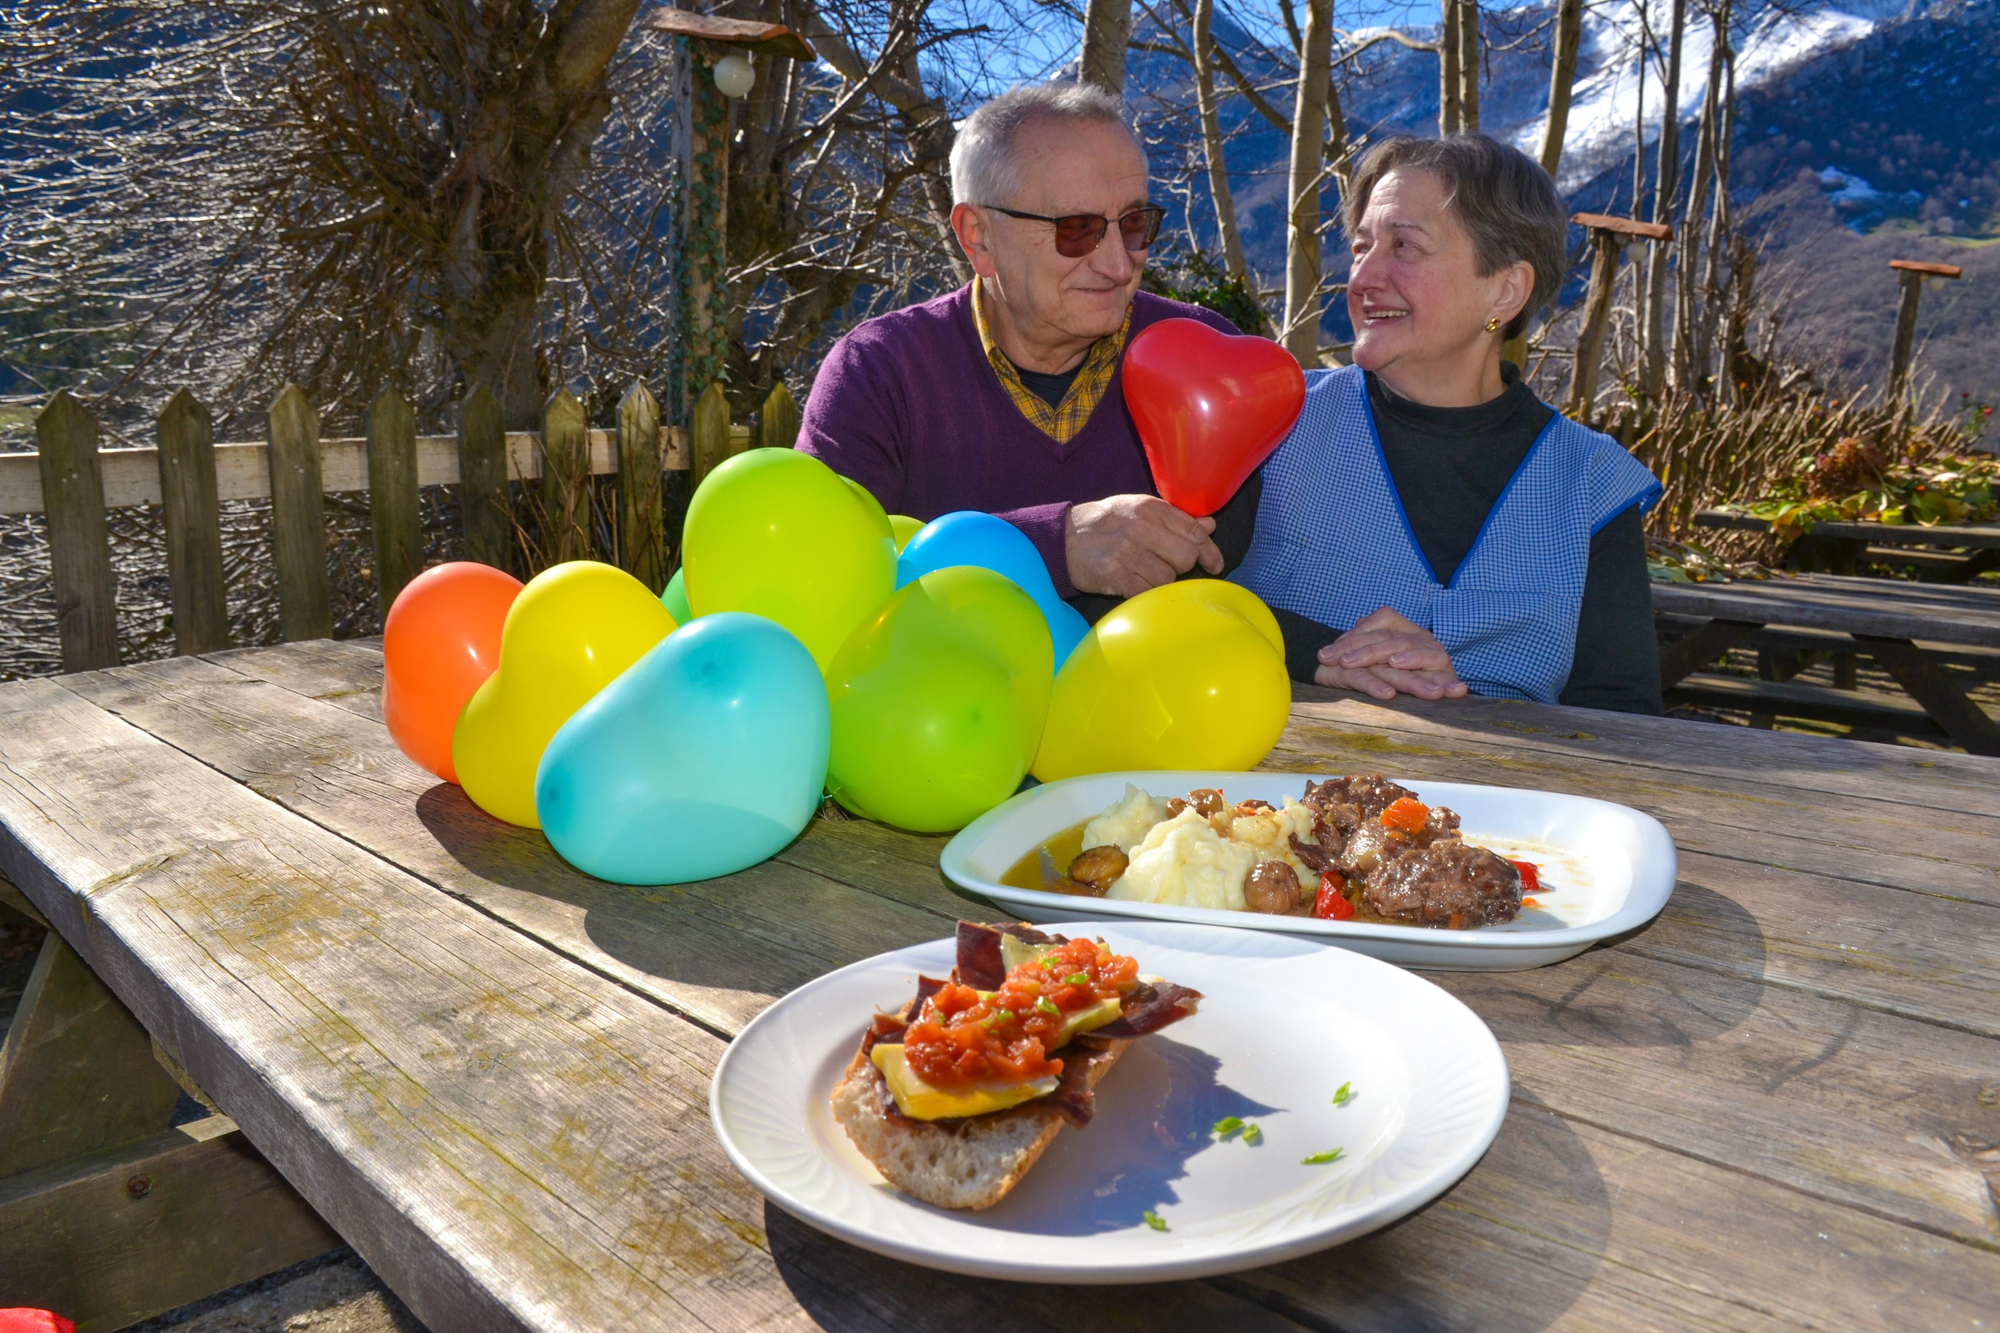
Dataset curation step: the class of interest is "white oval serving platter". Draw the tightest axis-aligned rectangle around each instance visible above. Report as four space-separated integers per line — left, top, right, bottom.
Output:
938 771 1678 970
710 920 1510 1283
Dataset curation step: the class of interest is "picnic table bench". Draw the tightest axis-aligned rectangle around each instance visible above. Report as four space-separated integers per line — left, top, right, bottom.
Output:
2 639 1997 1330
1694 507 2000 582
1652 573 2000 753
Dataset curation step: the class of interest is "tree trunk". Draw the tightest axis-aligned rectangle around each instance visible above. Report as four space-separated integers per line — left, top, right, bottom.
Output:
1282 0 1334 363
1080 0 1132 95
1673 5 1727 391
1457 0 1481 132
1642 0 1688 402
434 0 640 428
1539 0 1584 176
1439 0 1462 135
1191 0 1248 278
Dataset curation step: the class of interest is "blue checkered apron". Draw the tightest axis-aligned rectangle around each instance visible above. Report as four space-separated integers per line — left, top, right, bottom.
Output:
1232 365 1662 703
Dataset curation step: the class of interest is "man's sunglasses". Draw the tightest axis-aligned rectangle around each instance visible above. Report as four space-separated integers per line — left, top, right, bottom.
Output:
982 203 1166 258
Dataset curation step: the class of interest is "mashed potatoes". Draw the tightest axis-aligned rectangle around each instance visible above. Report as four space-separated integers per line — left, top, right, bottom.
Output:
1085 788 1324 909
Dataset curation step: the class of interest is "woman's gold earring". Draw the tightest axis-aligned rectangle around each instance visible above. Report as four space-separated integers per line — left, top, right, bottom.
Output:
1484 317 1501 333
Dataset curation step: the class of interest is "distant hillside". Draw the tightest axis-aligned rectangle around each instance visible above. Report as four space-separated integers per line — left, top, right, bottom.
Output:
1142 0 1998 406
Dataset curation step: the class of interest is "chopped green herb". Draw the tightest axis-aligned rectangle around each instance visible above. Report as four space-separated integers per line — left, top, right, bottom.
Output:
1212 1115 1244 1139
980 1009 1015 1028
1143 1210 1168 1231
1063 972 1090 986
1332 1082 1354 1106
1301 1148 1346 1165
1242 1123 1263 1146
1035 997 1060 1016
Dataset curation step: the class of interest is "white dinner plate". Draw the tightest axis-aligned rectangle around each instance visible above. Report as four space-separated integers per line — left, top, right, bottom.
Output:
709 920 1509 1283
938 771 1678 970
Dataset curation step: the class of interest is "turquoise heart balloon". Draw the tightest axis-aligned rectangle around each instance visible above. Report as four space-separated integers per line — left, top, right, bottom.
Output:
535 612 829 884
896 511 1090 668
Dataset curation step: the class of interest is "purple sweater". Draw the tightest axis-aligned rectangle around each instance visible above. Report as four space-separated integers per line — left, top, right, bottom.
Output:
797 285 1238 597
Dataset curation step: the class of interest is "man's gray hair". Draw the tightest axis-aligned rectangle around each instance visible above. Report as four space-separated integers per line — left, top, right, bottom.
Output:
1341 134 1570 340
950 83 1146 207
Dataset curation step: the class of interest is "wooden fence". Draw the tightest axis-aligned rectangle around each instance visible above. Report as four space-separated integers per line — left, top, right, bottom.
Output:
19 378 794 673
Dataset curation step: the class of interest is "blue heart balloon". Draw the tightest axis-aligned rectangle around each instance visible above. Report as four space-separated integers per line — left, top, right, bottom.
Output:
896 511 1090 668
535 612 829 884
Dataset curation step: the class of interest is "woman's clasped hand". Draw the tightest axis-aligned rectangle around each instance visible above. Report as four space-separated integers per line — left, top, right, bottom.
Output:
1313 606 1469 701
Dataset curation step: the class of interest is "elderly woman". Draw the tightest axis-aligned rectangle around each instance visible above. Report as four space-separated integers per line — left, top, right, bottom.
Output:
1234 135 1664 714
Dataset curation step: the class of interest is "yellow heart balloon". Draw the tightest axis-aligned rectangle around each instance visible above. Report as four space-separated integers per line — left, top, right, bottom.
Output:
683 449 898 671
1030 579 1290 781
452 560 677 827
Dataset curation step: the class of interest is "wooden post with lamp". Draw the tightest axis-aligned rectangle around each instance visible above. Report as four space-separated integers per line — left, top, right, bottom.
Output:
641 9 815 423
1885 259 1962 410
1564 212 1673 425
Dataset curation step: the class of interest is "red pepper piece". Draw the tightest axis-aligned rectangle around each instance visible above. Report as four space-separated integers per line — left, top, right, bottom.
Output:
1312 870 1354 920
1508 859 1540 894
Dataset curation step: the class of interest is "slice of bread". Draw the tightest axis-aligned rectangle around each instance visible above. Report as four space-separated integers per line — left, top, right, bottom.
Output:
830 1040 1130 1211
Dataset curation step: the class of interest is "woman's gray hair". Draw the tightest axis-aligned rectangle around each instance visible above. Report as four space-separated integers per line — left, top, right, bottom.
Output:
1341 134 1569 340
950 83 1146 207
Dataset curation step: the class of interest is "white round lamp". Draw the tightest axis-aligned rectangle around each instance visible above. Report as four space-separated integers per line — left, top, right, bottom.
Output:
713 52 756 99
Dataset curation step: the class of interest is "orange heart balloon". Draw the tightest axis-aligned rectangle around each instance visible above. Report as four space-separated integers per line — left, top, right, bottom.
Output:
382 561 523 782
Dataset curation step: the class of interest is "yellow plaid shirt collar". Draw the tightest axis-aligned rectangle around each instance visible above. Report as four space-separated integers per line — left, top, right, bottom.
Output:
971 278 1132 444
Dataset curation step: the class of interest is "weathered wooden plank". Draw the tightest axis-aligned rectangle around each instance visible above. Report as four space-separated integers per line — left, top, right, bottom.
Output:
1286 687 2000 820
203 639 385 720
617 381 666 593
0 429 627 515
1652 579 2000 648
1657 617 1763 688
266 385 333 642
156 388 231 656
457 384 513 573
758 381 801 451
0 1115 341 1332
35 391 118 672
691 380 731 487
0 930 183 1175
57 657 957 1035
364 387 422 616
1223 1104 2000 1333
1854 633 2000 756
1435 951 2000 1249
541 388 593 565
0 678 1304 1333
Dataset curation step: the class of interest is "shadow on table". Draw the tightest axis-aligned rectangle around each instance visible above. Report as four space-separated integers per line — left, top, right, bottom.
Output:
412 784 800 1003
1443 880 1768 1049
766 1094 1611 1332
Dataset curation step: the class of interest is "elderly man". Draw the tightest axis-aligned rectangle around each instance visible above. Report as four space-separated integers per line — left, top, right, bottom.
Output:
797 83 1256 608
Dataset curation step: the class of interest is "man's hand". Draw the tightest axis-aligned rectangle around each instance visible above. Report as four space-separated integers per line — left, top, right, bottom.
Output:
1313 606 1469 702
1064 494 1224 598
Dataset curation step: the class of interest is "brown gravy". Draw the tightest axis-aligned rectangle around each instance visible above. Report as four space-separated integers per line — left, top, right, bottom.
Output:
999 815 1421 925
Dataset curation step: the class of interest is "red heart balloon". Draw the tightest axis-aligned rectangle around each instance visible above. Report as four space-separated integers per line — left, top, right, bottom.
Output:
1123 318 1307 516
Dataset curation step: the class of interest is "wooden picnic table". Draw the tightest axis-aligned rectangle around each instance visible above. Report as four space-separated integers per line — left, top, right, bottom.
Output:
1695 507 2000 581
2 639 1997 1331
1652 573 2000 754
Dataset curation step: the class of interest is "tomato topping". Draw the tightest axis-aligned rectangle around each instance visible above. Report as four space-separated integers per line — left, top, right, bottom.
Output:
1508 859 1540 893
1380 797 1430 833
901 936 1137 1088
1312 870 1355 920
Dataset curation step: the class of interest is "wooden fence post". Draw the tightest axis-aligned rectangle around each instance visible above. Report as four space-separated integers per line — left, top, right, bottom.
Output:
366 387 421 617
266 384 332 641
34 392 118 672
541 388 592 565
156 389 229 656
1886 259 1962 410
1565 212 1672 424
759 380 801 451
617 381 666 592
458 384 512 572
691 380 732 488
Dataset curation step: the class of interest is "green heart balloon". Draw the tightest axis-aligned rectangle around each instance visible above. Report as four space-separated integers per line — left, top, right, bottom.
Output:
825 565 1053 833
683 449 898 671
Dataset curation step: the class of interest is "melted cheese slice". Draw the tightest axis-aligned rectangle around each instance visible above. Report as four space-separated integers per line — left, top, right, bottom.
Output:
871 995 1125 1121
